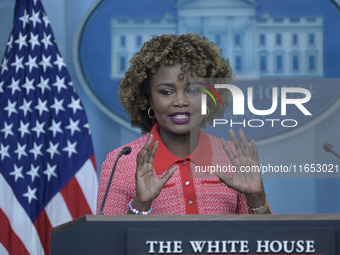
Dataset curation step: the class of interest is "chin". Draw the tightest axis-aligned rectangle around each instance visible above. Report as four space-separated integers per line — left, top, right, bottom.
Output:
171 125 191 135
173 123 200 135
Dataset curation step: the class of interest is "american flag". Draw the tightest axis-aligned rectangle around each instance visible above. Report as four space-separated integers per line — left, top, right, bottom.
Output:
0 0 98 254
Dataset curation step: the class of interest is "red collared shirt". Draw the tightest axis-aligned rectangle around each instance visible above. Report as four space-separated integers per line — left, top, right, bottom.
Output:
97 124 249 215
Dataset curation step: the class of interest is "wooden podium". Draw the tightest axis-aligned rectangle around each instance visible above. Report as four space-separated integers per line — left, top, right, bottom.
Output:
51 214 340 255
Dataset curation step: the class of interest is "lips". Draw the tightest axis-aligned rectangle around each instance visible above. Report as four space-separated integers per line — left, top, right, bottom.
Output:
169 112 191 124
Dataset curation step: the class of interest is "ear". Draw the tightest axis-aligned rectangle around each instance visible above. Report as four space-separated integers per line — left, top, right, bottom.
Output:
148 97 154 110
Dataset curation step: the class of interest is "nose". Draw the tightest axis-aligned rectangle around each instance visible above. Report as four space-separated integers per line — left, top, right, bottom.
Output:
174 91 189 108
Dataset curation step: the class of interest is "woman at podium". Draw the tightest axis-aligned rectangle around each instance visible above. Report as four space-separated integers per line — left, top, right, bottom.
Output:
97 33 271 215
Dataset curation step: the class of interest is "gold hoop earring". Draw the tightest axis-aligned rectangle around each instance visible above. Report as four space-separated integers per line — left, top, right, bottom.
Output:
148 107 155 118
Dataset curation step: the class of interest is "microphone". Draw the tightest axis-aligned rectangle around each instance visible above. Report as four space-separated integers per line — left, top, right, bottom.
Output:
98 146 132 215
118 146 131 157
323 143 340 160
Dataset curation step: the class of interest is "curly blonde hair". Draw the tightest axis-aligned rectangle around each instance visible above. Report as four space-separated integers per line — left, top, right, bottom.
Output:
118 33 232 133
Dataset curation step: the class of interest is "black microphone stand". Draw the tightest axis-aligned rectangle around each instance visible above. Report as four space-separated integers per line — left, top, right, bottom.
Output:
98 147 131 215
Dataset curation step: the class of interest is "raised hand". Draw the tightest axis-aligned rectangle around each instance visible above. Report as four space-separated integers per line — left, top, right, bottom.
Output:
217 129 266 208
131 134 176 212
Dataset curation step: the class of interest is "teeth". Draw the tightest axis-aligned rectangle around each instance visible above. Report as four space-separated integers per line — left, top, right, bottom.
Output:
172 115 188 119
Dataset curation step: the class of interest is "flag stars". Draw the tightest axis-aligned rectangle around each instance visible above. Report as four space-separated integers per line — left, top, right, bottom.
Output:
35 98 49 116
37 76 50 94
46 141 60 159
0 0 95 225
18 121 30 138
39 54 52 72
84 123 91 135
22 77 35 94
14 32 28 50
8 78 21 95
14 142 28 160
4 100 18 117
19 10 29 28
10 55 24 73
63 140 77 158
32 120 46 138
29 10 41 28
68 97 83 114
66 119 81 136
49 120 63 137
51 98 65 115
25 55 38 73
41 32 53 49
26 164 40 182
1 122 14 139
43 163 58 181
6 35 13 52
1 1 95 222
23 186 38 204
0 144 10 161
29 32 40 50
54 54 66 71
29 142 43 160
1 57 8 74
52 76 67 93
42 13 50 27
9 164 24 182
19 99 33 116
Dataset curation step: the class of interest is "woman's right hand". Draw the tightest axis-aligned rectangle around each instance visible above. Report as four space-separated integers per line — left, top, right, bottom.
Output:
130 134 176 212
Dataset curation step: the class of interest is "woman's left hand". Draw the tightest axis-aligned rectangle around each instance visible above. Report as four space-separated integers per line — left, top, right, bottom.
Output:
217 129 266 209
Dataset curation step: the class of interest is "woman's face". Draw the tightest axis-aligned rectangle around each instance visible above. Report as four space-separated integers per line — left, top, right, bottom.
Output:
149 64 205 136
